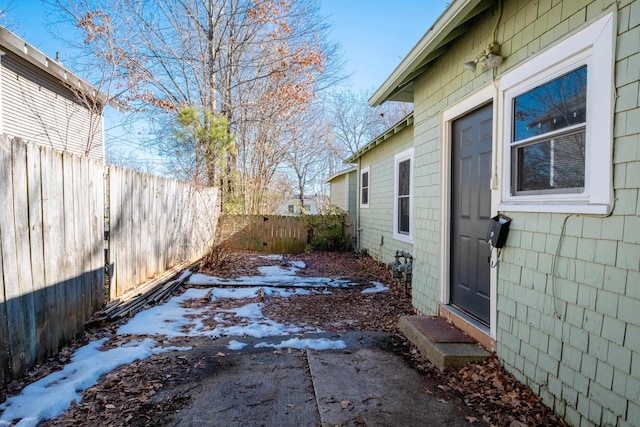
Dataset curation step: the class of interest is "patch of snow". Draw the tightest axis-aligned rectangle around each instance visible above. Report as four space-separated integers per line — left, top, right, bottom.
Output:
153 346 192 354
255 338 346 351
221 320 299 339
211 287 261 300
177 269 192 281
263 287 313 297
218 302 264 319
117 288 214 338
290 260 306 269
3 261 376 426
257 265 299 277
227 340 247 350
0 338 159 427
188 265 356 288
361 282 389 294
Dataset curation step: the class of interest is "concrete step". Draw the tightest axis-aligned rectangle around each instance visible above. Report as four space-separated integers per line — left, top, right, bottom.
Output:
399 315 490 371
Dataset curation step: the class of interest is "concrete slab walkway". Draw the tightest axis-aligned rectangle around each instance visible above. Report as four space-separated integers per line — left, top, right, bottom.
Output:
165 331 480 426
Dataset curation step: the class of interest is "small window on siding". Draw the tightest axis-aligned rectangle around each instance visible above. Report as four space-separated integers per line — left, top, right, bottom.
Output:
511 66 586 195
500 13 614 214
360 167 370 208
394 148 413 242
397 159 411 234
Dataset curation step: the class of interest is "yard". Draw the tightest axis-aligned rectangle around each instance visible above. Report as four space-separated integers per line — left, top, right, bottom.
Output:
1 251 563 426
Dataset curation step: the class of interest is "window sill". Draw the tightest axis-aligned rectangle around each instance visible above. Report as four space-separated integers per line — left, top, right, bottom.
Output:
498 201 611 215
393 233 413 244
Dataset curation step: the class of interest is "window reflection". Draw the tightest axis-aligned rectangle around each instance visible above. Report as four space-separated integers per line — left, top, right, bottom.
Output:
512 66 587 194
517 132 585 192
514 66 586 142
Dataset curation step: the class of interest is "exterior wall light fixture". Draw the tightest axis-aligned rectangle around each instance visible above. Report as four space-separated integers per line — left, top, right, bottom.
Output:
464 42 503 72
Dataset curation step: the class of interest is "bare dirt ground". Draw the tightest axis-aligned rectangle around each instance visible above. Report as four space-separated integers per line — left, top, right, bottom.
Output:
2 250 564 426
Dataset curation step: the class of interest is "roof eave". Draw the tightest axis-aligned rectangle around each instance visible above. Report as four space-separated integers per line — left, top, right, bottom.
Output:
324 166 358 184
0 26 123 112
369 0 490 107
344 112 414 164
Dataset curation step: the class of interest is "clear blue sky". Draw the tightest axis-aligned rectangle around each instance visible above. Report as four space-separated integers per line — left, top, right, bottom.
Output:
4 0 450 93
319 0 450 91
1 0 450 169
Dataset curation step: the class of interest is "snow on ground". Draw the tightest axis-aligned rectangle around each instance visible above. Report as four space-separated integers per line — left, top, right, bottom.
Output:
0 339 187 427
188 264 354 288
228 340 248 350
361 281 389 294
255 337 346 350
0 257 386 426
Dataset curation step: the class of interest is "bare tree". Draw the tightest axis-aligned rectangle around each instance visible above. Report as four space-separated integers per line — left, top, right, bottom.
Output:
327 89 376 157
328 88 413 161
263 171 295 214
282 104 330 211
54 0 342 213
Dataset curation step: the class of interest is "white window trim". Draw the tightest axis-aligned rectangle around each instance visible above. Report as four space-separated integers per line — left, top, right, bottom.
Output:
360 166 370 208
393 148 414 243
499 13 614 214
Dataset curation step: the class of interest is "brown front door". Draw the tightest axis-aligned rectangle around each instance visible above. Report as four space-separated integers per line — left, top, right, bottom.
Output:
450 104 492 324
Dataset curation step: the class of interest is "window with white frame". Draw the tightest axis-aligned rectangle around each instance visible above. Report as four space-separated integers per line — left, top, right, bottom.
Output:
394 148 413 241
500 13 613 214
360 167 370 208
512 66 586 194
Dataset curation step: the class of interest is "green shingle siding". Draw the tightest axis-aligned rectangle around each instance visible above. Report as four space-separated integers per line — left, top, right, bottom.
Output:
348 171 357 217
398 0 640 425
357 125 414 263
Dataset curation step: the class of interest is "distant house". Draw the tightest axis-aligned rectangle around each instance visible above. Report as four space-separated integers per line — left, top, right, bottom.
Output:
276 196 321 216
0 26 116 162
343 1 639 426
324 166 357 216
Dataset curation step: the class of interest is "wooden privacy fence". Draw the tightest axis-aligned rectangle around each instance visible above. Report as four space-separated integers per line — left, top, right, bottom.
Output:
108 167 219 299
0 136 220 388
219 214 349 254
0 136 104 384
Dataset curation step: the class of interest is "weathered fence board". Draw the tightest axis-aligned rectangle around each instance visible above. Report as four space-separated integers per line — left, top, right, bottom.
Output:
219 215 349 254
0 135 220 388
0 236 7 386
26 143 47 363
107 167 219 298
0 137 105 384
41 147 63 356
0 138 17 382
1 138 30 377
219 215 347 254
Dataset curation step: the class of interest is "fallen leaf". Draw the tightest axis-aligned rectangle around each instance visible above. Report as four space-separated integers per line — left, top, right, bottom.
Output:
437 398 448 404
19 252 565 427
216 352 225 357
422 387 433 395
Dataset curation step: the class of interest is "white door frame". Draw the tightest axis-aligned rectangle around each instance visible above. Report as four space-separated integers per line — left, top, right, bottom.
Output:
439 83 499 339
